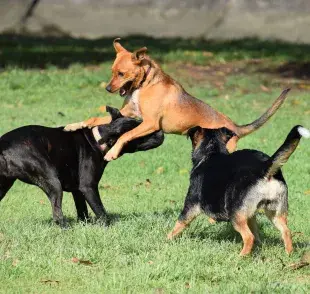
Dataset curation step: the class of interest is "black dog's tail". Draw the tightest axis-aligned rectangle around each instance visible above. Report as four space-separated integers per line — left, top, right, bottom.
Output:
236 89 290 138
265 125 310 178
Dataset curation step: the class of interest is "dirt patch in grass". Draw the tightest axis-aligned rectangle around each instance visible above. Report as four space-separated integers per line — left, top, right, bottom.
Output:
172 59 310 92
261 61 310 80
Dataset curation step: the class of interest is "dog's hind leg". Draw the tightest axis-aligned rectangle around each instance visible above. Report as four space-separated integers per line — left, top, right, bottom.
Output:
0 178 15 202
266 211 293 254
248 216 261 245
38 178 65 227
0 155 15 201
232 212 255 256
72 190 89 222
167 204 201 240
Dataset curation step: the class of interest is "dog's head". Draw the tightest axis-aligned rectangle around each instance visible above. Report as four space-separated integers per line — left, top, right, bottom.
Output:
97 106 140 151
105 38 149 97
187 126 236 160
97 106 164 155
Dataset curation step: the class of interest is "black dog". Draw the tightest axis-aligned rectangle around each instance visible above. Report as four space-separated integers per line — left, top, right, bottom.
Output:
0 106 164 226
168 125 309 255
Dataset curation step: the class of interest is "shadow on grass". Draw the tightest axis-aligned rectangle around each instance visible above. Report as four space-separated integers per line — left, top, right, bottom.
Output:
38 211 308 250
107 208 178 225
36 208 176 228
188 221 309 250
1 33 310 77
39 216 78 228
259 61 310 80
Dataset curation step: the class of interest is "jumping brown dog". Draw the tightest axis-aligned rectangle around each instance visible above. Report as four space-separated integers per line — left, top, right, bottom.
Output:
64 39 290 161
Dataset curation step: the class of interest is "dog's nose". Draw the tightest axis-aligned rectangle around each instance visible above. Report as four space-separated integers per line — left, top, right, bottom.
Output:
106 84 112 92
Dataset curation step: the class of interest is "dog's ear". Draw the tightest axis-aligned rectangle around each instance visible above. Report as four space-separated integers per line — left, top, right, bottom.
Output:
187 126 204 148
132 47 148 64
187 126 202 140
106 106 123 121
113 38 127 53
218 127 236 143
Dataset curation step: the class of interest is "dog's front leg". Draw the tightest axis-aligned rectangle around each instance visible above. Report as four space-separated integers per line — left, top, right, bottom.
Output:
104 121 159 161
64 116 111 132
64 116 112 131
167 204 201 240
64 104 135 131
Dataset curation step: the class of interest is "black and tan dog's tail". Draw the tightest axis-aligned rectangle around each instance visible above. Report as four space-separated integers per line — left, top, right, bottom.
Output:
236 89 290 138
265 125 310 178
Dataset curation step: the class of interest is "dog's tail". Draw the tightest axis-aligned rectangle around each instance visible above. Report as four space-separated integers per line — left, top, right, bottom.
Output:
265 125 310 178
236 88 290 138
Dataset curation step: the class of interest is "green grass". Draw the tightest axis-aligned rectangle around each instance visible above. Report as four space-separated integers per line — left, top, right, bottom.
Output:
0 36 309 293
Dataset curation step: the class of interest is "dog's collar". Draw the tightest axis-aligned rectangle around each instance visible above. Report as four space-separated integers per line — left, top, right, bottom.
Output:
139 66 152 88
81 128 104 153
92 126 108 152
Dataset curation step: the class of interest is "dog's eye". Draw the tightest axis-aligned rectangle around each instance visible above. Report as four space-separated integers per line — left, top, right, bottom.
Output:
118 72 124 77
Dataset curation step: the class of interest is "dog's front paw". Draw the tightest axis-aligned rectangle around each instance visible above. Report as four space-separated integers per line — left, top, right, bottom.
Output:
104 147 120 162
56 219 70 230
167 232 174 240
208 217 216 224
64 122 85 132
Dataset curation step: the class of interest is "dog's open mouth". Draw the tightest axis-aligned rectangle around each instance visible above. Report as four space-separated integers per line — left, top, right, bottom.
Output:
119 81 133 97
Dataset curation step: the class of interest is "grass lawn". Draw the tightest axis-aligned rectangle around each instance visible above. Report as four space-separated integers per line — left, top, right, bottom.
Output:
0 35 309 293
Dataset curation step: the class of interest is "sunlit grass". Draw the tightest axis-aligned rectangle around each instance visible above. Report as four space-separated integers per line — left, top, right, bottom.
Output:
0 36 309 293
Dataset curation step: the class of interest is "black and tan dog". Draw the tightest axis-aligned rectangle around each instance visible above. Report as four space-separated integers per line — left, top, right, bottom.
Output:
168 125 309 255
0 107 164 227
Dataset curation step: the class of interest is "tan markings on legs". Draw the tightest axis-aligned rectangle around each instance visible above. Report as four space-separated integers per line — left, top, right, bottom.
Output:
226 136 239 153
208 217 216 224
167 221 187 240
248 216 261 244
275 215 293 254
266 211 293 254
167 205 201 240
232 213 255 256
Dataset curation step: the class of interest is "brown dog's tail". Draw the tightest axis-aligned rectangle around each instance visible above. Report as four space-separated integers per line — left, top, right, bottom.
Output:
236 88 290 138
265 125 309 178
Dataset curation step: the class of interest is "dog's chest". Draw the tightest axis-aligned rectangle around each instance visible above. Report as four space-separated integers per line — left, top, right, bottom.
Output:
128 90 141 118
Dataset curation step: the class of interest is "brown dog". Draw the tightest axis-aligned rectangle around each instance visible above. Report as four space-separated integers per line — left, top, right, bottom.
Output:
64 39 290 161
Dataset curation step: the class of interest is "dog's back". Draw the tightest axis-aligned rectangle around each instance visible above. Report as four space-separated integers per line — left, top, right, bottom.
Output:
1 126 77 171
190 148 285 221
0 125 76 156
0 125 104 190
